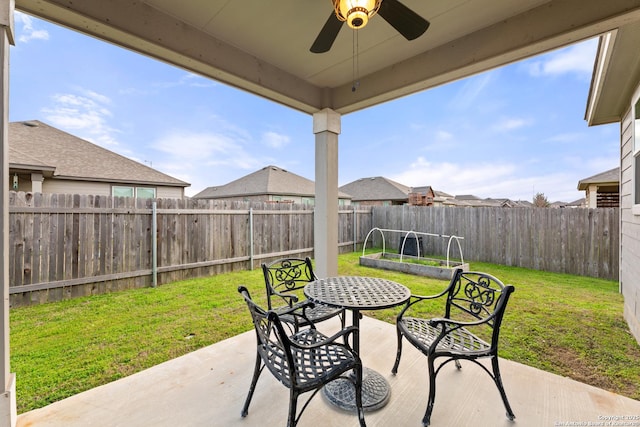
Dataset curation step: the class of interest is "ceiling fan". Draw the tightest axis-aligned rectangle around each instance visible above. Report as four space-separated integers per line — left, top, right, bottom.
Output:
310 0 430 53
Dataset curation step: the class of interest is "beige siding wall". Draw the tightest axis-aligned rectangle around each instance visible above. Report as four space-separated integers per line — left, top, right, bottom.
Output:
620 94 640 344
156 186 184 199
43 179 111 195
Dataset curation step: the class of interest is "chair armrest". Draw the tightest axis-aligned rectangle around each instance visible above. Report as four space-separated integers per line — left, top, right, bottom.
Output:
270 289 299 306
272 299 318 331
274 297 310 314
397 290 449 319
289 326 359 351
428 316 492 329
408 287 452 302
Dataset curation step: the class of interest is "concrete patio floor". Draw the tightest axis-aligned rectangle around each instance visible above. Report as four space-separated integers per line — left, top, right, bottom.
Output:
17 316 640 427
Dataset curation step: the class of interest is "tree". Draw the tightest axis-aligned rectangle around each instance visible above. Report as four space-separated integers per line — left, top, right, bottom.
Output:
533 192 550 207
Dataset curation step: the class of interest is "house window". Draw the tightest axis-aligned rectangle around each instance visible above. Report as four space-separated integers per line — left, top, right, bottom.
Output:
113 186 134 198
635 95 640 205
136 187 156 199
112 186 156 198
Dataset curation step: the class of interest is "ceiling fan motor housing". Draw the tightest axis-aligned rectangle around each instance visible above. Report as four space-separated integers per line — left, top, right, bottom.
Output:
346 7 369 28
335 0 380 29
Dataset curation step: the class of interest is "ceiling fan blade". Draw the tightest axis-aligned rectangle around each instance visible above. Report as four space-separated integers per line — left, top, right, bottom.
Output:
310 13 344 53
378 0 430 41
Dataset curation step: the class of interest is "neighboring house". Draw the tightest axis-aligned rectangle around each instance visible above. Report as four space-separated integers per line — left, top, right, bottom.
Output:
454 194 484 205
586 25 640 343
408 186 435 206
577 167 620 208
407 186 456 206
339 177 410 206
193 165 352 205
9 120 189 198
550 198 586 208
450 195 533 208
433 190 454 206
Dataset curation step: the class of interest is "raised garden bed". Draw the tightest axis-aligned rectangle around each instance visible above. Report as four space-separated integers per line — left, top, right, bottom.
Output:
359 252 468 280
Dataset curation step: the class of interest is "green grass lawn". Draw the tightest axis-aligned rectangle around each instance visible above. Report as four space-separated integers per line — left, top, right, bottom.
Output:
10 251 640 414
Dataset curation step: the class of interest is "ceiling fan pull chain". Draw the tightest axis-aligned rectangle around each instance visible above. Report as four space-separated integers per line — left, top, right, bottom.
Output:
352 29 360 92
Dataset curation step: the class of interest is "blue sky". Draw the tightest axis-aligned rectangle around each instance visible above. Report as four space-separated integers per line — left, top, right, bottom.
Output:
9 12 618 202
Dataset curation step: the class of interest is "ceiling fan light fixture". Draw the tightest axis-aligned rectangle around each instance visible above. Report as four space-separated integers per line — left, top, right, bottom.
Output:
333 0 382 29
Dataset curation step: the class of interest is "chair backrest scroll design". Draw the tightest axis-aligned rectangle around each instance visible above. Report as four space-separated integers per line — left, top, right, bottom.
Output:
262 257 317 310
445 269 515 350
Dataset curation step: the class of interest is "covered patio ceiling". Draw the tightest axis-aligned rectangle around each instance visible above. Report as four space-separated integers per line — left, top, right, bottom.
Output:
14 0 640 116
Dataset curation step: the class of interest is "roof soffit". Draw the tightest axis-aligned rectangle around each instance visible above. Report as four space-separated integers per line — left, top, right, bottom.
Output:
586 22 640 125
15 0 640 115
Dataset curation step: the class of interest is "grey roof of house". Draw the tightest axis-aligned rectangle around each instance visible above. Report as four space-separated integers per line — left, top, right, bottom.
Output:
442 198 472 206
577 167 620 190
513 200 534 207
9 120 189 187
444 197 536 208
567 198 586 206
193 165 351 199
454 194 482 201
434 190 453 198
410 185 433 194
339 177 410 201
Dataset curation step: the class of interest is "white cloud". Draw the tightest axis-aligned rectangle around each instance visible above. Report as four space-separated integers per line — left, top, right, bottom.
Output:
545 132 585 143
391 157 516 192
153 130 264 172
448 71 495 110
388 157 583 202
153 72 217 90
435 130 453 141
42 89 120 147
262 131 290 149
15 12 50 43
154 131 242 159
526 38 598 78
492 117 532 132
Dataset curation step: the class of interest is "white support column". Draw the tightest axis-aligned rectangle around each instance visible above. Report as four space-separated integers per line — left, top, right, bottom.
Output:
31 172 44 193
313 108 340 278
0 1 14 426
587 184 598 208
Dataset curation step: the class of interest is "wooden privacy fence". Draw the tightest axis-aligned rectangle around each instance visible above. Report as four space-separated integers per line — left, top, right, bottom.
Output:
8 192 618 306
372 205 619 281
8 192 373 306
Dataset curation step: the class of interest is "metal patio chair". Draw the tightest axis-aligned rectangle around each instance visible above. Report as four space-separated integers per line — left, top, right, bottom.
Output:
262 257 344 330
391 268 516 426
238 286 366 427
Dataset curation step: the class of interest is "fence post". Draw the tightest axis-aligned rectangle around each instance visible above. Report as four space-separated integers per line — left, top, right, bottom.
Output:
152 201 157 288
353 206 357 252
249 208 254 270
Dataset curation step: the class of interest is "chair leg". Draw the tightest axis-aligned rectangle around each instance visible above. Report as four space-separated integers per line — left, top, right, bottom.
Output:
491 356 516 421
241 353 263 417
422 356 438 427
287 389 299 427
355 366 367 427
391 327 403 375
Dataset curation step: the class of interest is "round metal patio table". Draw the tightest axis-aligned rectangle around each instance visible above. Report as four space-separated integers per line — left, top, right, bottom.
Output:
304 276 411 412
